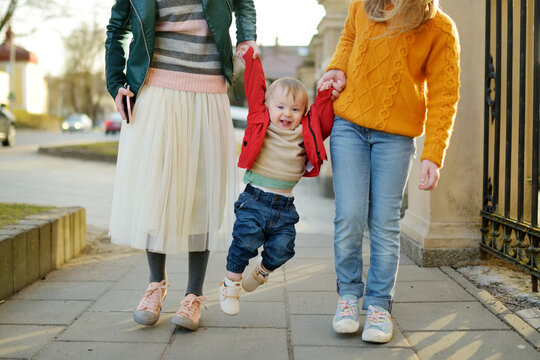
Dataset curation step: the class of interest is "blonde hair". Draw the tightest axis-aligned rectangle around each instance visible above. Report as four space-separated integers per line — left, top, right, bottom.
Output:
266 77 309 110
362 0 439 33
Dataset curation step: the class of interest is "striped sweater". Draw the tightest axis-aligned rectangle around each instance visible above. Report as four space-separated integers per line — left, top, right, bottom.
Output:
146 0 226 93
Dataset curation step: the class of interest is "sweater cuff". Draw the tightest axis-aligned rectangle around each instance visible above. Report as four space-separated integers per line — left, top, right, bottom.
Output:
420 144 446 169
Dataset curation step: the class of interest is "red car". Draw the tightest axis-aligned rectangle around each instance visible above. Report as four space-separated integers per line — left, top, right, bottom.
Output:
104 112 122 135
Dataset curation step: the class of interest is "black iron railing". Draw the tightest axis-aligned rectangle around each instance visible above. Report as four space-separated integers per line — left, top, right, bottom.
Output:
481 0 540 292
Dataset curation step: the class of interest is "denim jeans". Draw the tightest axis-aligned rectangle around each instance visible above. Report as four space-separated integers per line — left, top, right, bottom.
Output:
226 184 299 273
330 116 416 312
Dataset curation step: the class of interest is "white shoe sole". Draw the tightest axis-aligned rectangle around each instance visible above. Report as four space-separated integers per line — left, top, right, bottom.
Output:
333 319 360 333
361 329 393 343
171 314 199 331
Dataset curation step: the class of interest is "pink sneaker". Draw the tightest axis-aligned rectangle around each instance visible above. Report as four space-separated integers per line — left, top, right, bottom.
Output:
133 280 169 326
171 294 206 331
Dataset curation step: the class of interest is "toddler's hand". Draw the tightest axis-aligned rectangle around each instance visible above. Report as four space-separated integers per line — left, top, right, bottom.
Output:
317 69 346 101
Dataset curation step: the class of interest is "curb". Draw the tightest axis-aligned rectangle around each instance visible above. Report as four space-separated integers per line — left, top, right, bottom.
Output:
440 266 540 350
0 207 86 300
37 145 117 163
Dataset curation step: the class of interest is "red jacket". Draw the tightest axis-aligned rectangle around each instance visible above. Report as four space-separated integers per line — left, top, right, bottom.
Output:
237 47 334 177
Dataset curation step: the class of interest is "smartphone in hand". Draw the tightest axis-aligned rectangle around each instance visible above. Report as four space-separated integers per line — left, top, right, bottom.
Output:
124 85 132 124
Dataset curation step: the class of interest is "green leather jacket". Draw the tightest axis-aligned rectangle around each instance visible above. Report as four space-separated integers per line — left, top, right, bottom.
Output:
105 0 257 99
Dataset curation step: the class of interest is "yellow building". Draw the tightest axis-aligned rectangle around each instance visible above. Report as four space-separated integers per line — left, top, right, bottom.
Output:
0 27 47 114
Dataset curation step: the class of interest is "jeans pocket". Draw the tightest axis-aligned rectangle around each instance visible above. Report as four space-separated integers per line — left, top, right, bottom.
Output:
234 192 253 213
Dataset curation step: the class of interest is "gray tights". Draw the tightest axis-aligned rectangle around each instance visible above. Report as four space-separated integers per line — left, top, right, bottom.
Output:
146 250 209 296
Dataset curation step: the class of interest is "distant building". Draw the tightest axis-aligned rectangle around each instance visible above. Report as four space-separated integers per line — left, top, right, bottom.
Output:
0 27 47 114
259 41 309 81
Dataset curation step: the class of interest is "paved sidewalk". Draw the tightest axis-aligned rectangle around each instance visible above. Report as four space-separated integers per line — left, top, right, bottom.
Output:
1 144 539 359
1 231 539 360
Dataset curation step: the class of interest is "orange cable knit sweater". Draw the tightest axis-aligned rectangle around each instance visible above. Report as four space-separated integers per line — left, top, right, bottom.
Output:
328 2 460 167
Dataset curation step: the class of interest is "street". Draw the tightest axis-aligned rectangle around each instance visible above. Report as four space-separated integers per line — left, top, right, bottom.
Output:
0 129 118 229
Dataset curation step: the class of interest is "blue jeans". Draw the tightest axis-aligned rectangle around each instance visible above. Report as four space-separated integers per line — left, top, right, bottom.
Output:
331 116 416 312
226 184 299 273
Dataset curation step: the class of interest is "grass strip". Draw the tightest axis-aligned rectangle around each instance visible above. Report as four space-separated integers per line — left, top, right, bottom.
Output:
0 203 55 228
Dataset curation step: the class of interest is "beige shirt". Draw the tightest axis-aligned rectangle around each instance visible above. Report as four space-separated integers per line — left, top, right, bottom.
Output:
251 122 306 182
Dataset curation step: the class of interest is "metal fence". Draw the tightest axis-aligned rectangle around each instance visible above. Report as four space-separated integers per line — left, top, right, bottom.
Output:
481 0 539 291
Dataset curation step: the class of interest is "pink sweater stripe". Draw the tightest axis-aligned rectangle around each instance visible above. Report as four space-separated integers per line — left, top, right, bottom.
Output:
155 20 210 36
145 67 226 94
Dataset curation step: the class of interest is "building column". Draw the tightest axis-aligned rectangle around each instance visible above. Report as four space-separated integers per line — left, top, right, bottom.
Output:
400 0 485 266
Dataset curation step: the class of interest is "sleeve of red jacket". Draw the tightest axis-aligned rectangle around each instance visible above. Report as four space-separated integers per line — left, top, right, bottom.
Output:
242 47 267 120
308 88 334 139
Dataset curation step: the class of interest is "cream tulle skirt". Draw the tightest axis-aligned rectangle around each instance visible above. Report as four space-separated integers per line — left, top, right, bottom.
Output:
109 85 237 253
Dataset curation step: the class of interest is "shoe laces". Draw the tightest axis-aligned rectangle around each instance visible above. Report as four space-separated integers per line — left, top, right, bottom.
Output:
338 298 358 320
366 306 390 329
178 294 206 320
137 280 169 314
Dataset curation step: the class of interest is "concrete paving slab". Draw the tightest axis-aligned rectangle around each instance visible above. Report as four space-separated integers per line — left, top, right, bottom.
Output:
286 273 336 292
393 302 510 331
43 263 126 282
394 280 476 302
407 330 539 360
115 271 188 291
396 265 452 282
0 324 65 359
285 257 336 274
58 311 174 343
0 299 91 325
10 281 114 301
293 246 336 259
293 346 420 360
198 301 286 328
289 314 409 348
288 291 338 315
295 233 334 248
164 327 288 360
204 280 286 302
35 341 168 360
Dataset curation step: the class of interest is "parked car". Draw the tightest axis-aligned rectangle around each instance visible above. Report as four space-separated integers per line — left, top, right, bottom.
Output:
0 104 16 146
230 106 248 129
62 113 93 132
104 112 122 135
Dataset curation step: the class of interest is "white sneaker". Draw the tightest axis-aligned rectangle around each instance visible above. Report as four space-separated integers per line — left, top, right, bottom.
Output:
361 305 393 343
332 294 360 333
219 278 241 316
242 257 269 292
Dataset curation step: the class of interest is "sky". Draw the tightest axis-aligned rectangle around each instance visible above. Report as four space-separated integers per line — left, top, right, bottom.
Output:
8 0 326 76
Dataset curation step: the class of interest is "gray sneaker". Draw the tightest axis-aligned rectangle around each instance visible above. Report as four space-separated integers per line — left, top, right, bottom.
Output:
361 305 393 343
332 295 360 333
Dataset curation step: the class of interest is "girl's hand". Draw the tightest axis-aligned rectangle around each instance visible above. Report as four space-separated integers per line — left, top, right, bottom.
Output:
418 159 440 191
318 80 334 91
317 69 346 100
236 40 259 63
115 86 134 122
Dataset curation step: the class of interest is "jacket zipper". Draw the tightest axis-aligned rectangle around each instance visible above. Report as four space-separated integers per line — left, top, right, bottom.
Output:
307 112 321 161
128 0 150 62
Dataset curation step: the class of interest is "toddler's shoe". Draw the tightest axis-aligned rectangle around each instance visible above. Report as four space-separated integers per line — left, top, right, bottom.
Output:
133 280 169 326
219 278 241 315
242 257 270 292
361 305 393 343
332 294 360 333
171 294 206 331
